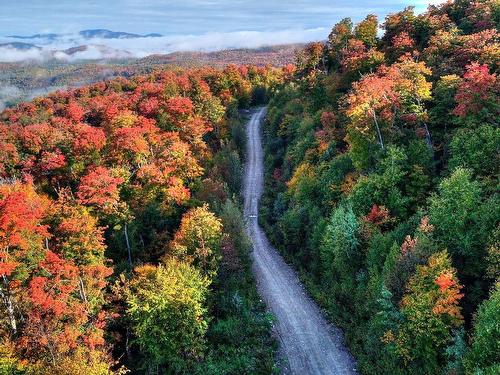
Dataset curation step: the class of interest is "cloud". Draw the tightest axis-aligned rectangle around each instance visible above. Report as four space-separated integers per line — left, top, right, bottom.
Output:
120 28 328 55
0 46 49 62
0 83 72 111
0 27 327 62
0 84 23 111
0 1 449 63
0 85 21 97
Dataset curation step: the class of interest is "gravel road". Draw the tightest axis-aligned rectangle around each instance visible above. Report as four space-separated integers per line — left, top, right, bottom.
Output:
243 107 358 375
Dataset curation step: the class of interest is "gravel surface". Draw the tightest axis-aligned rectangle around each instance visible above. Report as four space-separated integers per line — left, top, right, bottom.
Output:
243 107 358 375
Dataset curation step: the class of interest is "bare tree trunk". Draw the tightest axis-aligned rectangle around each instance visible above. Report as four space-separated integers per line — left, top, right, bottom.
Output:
78 277 88 305
416 97 433 151
124 223 132 268
423 122 433 150
126 327 131 359
139 234 145 251
372 110 385 150
0 276 16 334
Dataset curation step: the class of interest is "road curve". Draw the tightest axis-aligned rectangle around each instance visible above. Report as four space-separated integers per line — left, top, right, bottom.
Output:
243 107 357 375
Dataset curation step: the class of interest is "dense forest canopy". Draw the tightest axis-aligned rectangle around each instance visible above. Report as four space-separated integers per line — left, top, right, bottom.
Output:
0 0 499 374
0 64 292 374
260 0 499 374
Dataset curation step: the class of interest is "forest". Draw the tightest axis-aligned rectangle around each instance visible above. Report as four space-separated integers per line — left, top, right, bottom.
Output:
0 0 498 374
260 0 499 374
0 64 293 374
0 44 298 111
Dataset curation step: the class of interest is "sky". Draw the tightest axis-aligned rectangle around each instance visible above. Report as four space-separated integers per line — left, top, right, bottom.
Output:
1 1 443 36
0 1 445 62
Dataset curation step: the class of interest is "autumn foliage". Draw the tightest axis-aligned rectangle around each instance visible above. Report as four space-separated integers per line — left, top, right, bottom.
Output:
0 64 287 372
1 0 498 373
260 1 499 374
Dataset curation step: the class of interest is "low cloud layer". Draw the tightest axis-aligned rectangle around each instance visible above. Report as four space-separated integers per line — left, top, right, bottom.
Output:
0 1 444 37
0 84 70 111
0 85 22 111
0 0 446 63
0 28 327 62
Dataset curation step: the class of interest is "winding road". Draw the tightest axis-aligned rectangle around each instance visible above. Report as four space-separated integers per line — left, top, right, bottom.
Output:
243 107 357 375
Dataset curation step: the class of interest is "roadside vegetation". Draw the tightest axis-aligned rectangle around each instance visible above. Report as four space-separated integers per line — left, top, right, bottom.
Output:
0 65 288 374
260 1 499 374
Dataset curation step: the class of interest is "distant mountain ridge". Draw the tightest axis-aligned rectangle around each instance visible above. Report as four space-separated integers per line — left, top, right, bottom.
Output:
78 29 163 39
6 33 59 40
0 41 135 61
62 44 134 58
0 43 299 111
0 29 303 63
0 42 41 50
0 29 163 60
7 29 163 40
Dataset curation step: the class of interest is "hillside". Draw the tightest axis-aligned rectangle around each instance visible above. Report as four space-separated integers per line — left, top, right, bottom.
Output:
0 65 292 373
259 1 499 374
7 29 164 40
0 44 300 110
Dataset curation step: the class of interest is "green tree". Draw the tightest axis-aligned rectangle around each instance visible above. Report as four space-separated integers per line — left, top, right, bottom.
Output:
448 124 500 178
428 168 499 311
320 203 359 282
355 14 378 47
464 282 500 375
396 251 464 374
349 146 410 218
169 205 223 278
125 260 210 373
428 168 482 260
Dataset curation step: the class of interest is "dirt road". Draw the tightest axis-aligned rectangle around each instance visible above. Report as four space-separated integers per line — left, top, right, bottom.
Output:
243 107 357 375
